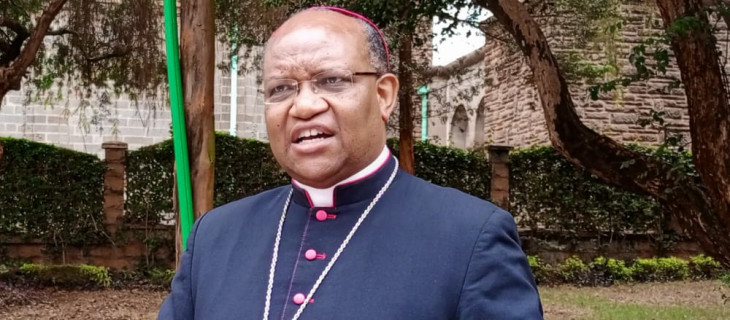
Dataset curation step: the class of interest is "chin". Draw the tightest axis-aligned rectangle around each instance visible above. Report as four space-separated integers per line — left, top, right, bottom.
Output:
289 163 339 187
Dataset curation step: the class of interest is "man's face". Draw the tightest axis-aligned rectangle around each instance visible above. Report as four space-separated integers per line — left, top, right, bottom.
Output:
263 11 398 188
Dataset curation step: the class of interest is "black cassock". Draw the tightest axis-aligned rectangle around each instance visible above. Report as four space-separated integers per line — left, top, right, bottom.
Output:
159 156 542 319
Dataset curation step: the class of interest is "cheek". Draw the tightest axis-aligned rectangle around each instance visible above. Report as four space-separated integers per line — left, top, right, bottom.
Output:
265 109 286 139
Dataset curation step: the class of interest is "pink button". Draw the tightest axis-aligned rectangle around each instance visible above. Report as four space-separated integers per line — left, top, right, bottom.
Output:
293 293 306 305
315 210 328 221
305 249 317 260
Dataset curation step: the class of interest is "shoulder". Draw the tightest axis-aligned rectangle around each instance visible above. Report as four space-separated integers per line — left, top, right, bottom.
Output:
397 172 505 221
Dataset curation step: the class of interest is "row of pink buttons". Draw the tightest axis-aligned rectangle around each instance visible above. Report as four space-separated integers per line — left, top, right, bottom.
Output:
292 210 334 305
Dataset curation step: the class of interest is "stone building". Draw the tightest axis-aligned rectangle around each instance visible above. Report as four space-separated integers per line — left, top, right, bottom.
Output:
426 0 724 150
0 42 267 158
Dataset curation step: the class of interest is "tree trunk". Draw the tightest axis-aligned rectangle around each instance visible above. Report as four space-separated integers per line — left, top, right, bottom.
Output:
175 0 216 261
398 35 416 174
477 0 730 266
655 0 730 244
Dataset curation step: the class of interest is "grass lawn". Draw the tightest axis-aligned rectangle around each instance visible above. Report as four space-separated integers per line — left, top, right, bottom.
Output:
540 280 730 320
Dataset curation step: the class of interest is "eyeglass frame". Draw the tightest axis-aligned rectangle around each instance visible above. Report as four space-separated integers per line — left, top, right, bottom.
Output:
263 69 381 105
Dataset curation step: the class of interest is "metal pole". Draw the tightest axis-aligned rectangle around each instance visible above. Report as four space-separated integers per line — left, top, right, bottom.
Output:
163 0 195 250
418 85 430 141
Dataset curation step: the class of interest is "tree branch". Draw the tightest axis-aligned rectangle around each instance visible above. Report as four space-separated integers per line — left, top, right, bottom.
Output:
427 46 488 78
0 17 30 38
11 0 68 71
86 47 131 63
473 0 730 266
0 0 68 98
45 28 76 36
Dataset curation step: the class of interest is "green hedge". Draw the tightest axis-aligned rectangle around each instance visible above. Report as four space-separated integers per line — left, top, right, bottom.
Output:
529 255 725 286
0 137 106 249
510 146 662 236
388 139 491 199
125 136 490 225
125 133 289 225
18 263 111 289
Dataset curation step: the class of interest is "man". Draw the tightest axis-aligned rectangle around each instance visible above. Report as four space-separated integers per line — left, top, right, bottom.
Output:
159 6 542 320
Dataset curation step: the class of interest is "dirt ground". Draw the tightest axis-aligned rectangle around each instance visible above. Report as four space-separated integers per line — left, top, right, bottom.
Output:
0 286 167 320
0 281 727 319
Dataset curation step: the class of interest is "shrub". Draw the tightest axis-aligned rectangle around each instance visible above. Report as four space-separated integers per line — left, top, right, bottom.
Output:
19 263 111 289
689 254 721 280
509 146 664 240
631 258 660 282
631 257 689 282
125 134 290 226
588 256 632 285
558 256 588 283
145 268 176 287
719 272 730 287
528 256 546 284
0 137 106 250
656 257 689 281
387 139 490 199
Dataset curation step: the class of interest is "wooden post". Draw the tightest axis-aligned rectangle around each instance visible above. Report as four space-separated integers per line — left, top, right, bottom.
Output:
102 141 128 234
488 145 512 210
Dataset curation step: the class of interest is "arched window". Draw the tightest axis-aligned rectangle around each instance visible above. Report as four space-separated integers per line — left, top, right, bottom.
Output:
474 103 485 147
450 105 468 149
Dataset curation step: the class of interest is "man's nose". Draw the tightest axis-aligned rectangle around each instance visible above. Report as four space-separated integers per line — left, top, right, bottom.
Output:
289 82 328 119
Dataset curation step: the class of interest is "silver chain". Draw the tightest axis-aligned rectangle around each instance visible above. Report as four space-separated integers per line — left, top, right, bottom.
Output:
263 158 399 320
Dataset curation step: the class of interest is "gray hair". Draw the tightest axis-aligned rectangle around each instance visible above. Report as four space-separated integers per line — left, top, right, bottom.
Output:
359 19 389 74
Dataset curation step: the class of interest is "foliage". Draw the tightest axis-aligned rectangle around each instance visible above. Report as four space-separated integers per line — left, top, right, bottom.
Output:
387 138 490 199
558 256 589 283
18 263 111 288
527 255 560 285
719 272 730 287
125 133 289 225
510 146 661 237
588 256 632 285
0 137 106 251
126 136 489 225
0 0 166 102
144 268 176 288
631 257 689 282
537 255 725 286
689 254 722 280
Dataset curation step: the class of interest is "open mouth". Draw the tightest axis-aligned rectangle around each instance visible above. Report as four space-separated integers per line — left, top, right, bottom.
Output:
295 129 333 144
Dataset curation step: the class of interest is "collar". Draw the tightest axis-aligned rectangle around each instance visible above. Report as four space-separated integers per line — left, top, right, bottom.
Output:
291 146 394 208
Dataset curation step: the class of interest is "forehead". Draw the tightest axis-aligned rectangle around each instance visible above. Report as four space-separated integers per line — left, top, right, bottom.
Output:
263 11 369 77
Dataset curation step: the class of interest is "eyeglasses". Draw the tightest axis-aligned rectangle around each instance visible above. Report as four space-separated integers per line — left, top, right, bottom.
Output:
264 69 380 105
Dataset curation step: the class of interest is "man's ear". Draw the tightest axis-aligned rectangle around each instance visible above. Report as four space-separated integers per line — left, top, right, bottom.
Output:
375 73 399 122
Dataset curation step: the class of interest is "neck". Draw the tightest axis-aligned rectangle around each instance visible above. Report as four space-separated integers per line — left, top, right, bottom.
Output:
292 146 390 207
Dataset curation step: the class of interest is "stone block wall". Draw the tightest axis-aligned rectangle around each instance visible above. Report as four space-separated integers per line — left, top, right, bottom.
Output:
429 0 727 150
0 43 268 158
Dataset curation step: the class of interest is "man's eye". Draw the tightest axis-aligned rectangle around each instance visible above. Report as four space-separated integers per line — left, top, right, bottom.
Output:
269 84 296 96
317 75 352 91
320 76 346 84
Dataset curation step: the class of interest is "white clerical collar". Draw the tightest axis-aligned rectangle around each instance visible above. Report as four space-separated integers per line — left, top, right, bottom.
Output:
292 146 391 207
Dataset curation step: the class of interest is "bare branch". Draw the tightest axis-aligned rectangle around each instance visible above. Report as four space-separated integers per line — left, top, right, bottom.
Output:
45 28 76 36
86 47 131 63
0 17 30 38
427 46 488 78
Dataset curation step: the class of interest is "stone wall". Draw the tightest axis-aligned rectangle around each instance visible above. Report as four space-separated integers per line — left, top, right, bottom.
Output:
428 0 727 150
0 42 268 158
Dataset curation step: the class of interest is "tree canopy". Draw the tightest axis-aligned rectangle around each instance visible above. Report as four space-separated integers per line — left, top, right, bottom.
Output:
0 0 165 105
